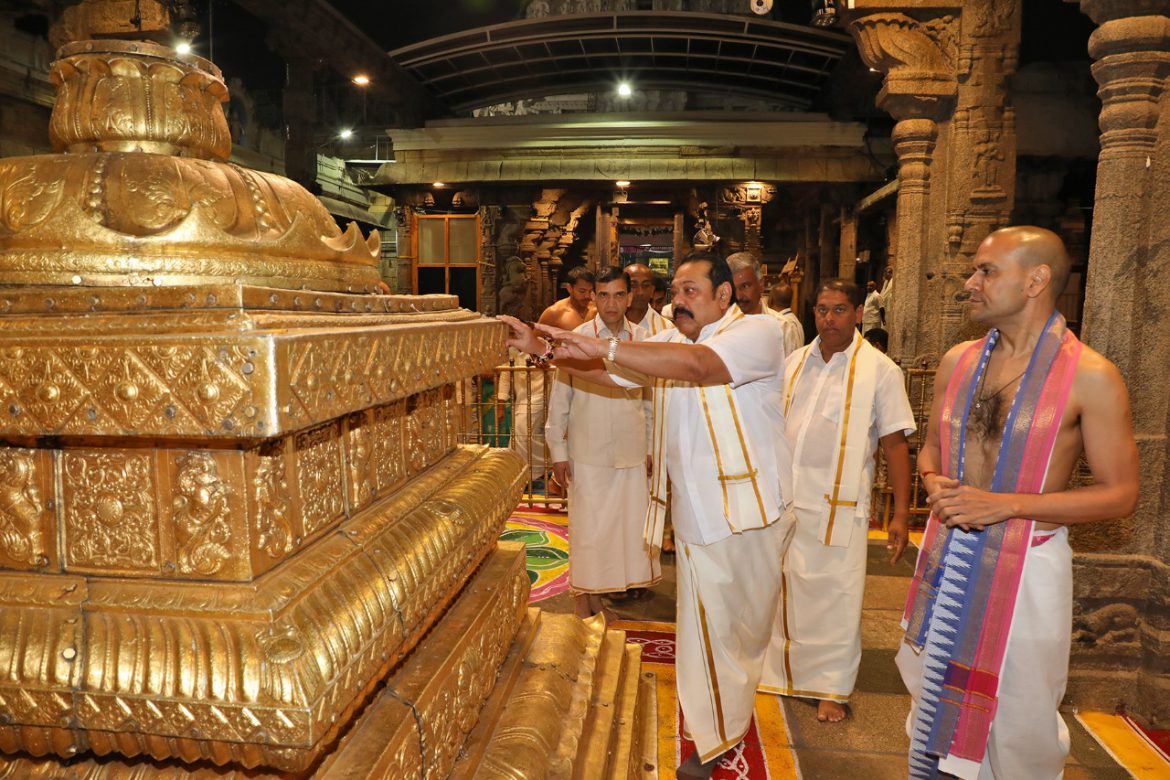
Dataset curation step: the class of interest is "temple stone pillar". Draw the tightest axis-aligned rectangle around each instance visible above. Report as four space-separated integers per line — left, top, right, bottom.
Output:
1067 0 1170 727
479 206 500 315
721 182 775 259
281 55 317 191
838 206 858 279
849 1 1020 366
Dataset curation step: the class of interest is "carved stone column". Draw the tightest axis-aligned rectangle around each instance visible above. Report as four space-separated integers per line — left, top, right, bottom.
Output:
1067 1 1170 727
849 8 958 364
720 182 775 259
838 207 858 279
850 2 1019 365
281 56 317 191
479 206 501 315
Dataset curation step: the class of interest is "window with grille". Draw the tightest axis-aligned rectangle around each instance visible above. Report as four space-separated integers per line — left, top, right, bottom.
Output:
414 214 480 311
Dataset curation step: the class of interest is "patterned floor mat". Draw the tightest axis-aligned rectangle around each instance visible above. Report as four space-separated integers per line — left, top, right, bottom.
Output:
500 507 570 602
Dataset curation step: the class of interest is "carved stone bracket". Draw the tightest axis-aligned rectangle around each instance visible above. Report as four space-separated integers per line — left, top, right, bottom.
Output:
849 11 959 120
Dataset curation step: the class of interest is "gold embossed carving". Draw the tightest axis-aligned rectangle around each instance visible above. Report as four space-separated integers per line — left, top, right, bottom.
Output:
252 440 295 564
62 451 159 574
294 422 345 537
0 319 505 439
0 446 526 771
0 447 49 569
172 451 233 576
50 41 231 159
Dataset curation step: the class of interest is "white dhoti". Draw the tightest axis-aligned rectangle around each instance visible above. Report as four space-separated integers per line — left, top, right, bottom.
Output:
897 527 1072 779
759 507 867 700
676 518 792 762
568 462 658 593
510 372 547 481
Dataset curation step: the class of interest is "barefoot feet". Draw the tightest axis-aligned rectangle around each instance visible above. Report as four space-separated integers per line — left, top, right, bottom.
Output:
817 700 848 723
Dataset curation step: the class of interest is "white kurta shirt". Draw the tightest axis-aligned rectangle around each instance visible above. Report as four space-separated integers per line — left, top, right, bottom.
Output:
761 302 804 358
786 331 915 518
545 317 650 468
614 307 792 545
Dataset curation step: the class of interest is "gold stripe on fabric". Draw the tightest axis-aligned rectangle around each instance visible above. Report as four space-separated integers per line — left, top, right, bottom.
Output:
696 732 752 764
779 565 795 690
684 544 727 747
757 684 850 702
783 347 811 417
645 378 670 540
723 384 768 524
697 385 735 530
823 339 863 545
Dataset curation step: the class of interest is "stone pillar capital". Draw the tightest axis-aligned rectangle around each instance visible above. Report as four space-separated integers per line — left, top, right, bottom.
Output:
892 118 939 194
1087 16 1170 158
848 11 959 121
1076 0 1170 25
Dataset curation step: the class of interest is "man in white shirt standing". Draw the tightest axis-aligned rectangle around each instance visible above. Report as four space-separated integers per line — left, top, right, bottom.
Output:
545 267 659 620
760 278 915 723
501 253 793 780
730 251 804 355
863 279 885 334
768 282 805 357
626 262 674 335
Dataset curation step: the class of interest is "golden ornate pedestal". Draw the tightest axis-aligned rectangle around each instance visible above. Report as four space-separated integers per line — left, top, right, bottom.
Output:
0 2 654 777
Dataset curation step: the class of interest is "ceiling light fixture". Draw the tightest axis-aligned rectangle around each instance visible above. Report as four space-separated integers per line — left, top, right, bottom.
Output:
616 82 633 98
352 74 371 87
810 0 840 27
338 128 353 140
174 40 192 55
432 181 446 188
616 180 631 188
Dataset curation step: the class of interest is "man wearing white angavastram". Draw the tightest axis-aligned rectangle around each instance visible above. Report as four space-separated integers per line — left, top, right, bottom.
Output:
500 252 793 780
545 266 658 620
760 278 915 724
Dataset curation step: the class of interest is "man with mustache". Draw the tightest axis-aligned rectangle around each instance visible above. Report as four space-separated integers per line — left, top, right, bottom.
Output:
901 227 1138 778
501 252 793 779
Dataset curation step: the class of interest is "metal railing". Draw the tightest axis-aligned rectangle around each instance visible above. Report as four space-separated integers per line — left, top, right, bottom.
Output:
460 363 566 508
872 367 936 530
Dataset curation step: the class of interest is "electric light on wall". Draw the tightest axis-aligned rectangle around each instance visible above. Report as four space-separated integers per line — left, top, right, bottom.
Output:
174 40 192 55
352 74 371 86
338 128 353 140
616 82 633 98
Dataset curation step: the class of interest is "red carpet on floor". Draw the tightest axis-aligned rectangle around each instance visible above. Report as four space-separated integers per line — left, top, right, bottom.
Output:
625 625 772 779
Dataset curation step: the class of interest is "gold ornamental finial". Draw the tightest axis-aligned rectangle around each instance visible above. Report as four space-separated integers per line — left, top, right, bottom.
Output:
51 0 176 50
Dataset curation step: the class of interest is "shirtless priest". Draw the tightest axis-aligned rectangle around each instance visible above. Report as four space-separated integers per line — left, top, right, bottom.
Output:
501 253 793 780
759 278 915 723
901 226 1138 779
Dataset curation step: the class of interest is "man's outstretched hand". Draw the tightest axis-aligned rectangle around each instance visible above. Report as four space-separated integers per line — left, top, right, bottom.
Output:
534 323 604 361
497 315 544 355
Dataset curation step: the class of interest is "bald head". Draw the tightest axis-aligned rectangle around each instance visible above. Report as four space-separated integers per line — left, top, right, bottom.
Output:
984 226 1072 300
769 283 793 309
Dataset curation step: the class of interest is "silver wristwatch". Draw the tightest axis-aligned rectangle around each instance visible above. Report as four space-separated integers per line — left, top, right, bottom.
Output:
605 335 620 362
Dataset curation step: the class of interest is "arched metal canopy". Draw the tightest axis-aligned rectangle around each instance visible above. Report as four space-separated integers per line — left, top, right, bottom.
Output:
390 11 852 113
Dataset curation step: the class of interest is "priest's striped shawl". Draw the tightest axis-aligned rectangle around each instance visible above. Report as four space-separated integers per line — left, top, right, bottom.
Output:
902 311 1081 778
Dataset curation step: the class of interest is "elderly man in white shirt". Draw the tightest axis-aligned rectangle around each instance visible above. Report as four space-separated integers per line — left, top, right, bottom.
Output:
760 278 914 724
502 252 793 780
546 267 658 620
728 252 804 358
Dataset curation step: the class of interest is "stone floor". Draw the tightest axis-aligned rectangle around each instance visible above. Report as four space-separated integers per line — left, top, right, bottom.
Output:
538 538 1133 779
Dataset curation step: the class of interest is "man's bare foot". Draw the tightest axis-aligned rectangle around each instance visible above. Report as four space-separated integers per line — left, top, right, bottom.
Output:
675 750 724 779
817 700 848 723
